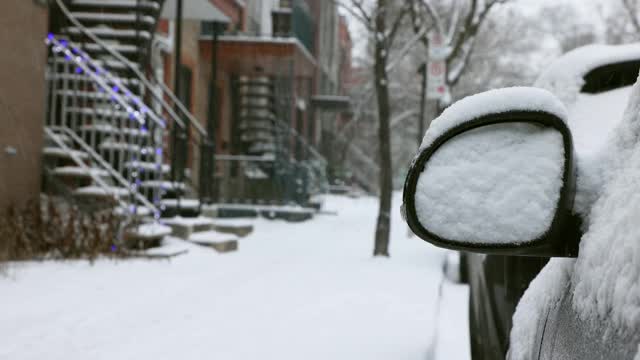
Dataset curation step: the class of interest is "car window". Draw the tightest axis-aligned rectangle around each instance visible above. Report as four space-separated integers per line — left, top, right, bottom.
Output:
581 60 640 94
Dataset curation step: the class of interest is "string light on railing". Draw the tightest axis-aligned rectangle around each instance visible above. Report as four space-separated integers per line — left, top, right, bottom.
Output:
47 34 168 219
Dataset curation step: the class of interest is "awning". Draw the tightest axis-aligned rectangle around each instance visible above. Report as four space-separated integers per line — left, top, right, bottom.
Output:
161 0 230 23
311 95 351 111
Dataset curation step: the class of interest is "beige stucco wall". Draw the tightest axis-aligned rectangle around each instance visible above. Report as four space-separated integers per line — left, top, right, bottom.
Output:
0 1 48 209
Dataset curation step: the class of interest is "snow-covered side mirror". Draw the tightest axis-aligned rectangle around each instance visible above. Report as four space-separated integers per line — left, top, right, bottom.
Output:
402 87 580 257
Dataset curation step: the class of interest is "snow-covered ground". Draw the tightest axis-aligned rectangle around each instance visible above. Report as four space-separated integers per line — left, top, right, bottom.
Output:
0 193 469 360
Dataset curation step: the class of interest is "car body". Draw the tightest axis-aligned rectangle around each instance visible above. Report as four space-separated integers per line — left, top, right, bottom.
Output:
404 43 640 359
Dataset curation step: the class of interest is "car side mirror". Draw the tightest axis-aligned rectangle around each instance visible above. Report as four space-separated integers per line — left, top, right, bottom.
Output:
402 87 581 257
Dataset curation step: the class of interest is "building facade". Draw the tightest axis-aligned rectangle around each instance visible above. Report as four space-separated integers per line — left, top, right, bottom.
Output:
0 1 48 210
157 0 352 204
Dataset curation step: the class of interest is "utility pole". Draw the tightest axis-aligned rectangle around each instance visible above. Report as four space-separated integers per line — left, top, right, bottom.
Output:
205 23 221 203
417 63 427 147
171 0 184 211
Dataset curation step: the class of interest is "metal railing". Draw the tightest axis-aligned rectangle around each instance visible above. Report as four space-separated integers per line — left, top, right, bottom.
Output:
53 0 214 209
52 0 329 209
45 35 163 219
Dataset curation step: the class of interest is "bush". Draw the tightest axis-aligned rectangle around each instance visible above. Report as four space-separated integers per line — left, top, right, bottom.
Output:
0 197 125 262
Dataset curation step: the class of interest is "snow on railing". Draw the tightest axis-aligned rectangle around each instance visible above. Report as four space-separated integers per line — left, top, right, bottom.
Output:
45 35 163 219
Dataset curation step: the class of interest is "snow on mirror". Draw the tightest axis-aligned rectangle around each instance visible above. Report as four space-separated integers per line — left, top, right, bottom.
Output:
414 123 565 245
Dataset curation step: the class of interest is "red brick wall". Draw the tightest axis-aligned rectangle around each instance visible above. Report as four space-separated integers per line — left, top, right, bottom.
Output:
209 0 246 31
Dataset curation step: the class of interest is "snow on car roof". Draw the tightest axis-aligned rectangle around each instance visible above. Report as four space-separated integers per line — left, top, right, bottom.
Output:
535 43 640 105
419 86 568 151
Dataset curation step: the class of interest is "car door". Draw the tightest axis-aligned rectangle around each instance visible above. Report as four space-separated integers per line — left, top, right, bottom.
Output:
468 254 548 359
537 287 640 359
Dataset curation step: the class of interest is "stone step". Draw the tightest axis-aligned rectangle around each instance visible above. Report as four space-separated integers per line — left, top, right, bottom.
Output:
162 216 215 239
124 222 172 249
188 230 238 253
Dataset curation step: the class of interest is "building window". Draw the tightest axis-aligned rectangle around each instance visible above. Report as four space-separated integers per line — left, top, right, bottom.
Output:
272 11 292 37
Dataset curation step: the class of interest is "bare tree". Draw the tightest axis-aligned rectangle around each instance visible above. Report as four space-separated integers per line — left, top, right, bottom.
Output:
336 0 409 257
622 0 640 34
407 0 508 109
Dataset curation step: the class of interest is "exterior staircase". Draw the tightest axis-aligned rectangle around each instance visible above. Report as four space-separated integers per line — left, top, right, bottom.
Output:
43 0 209 246
44 0 329 240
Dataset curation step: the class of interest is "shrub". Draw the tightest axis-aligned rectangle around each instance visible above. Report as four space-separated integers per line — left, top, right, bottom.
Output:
0 197 125 262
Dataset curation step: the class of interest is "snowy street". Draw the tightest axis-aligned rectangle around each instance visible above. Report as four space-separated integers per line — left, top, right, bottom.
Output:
0 194 469 360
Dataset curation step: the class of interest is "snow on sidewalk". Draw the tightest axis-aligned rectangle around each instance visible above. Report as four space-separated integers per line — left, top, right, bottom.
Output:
0 194 468 360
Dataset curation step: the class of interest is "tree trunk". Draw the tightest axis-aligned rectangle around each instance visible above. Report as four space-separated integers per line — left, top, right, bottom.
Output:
373 0 392 257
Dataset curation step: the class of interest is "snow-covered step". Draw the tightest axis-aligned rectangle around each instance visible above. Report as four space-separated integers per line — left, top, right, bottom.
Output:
53 73 140 87
99 140 154 155
160 198 201 218
203 203 315 222
52 166 110 178
54 57 140 72
124 161 170 174
210 218 254 238
80 123 150 138
162 216 215 239
125 222 172 240
188 230 238 253
44 130 73 145
73 185 129 197
64 26 152 40
133 237 191 258
70 12 155 26
71 0 161 11
66 106 138 119
80 42 140 54
43 146 89 160
58 90 120 101
114 204 153 217
140 180 185 190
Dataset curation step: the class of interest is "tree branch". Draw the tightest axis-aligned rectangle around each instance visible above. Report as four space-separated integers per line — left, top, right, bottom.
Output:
333 0 374 31
622 0 640 33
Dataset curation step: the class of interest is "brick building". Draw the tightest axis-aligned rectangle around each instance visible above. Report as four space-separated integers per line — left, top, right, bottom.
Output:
0 1 48 210
158 0 352 203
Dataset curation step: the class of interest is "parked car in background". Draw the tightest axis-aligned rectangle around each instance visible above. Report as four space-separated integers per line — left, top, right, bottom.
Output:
403 43 640 359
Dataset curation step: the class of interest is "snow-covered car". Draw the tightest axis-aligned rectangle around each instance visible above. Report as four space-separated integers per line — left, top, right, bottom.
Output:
402 43 640 359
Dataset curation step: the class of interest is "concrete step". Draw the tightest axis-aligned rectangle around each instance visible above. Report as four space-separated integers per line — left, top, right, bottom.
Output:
189 230 238 253
124 222 172 249
160 198 201 218
203 203 315 222
162 217 214 239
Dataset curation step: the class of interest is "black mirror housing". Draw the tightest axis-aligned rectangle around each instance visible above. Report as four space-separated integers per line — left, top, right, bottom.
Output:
402 87 581 257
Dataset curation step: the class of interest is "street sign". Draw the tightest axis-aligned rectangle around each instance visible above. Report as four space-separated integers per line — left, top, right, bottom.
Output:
427 60 447 99
426 31 448 100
